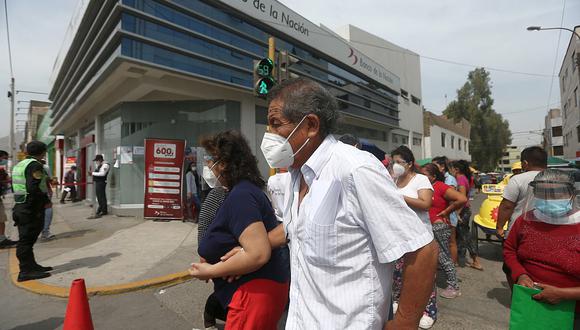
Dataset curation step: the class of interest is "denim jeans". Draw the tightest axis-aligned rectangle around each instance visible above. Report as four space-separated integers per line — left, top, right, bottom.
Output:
42 207 53 237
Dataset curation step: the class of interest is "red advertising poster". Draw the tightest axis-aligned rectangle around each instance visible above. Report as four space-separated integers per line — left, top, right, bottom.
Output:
144 139 186 220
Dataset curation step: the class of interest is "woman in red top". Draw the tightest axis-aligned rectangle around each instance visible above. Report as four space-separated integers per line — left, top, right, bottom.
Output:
503 169 580 323
422 164 467 301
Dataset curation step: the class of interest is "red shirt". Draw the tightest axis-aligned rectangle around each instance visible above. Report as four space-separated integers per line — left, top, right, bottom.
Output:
503 212 580 312
429 181 451 225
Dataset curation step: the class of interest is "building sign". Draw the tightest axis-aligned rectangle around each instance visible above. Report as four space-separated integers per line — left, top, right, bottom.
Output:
144 139 186 220
217 0 400 91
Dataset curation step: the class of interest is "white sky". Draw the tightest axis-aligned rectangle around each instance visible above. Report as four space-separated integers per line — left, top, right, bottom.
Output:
1 0 579 148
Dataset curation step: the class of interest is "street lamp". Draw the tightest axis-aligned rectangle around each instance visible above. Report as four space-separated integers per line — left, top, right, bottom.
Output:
526 26 580 39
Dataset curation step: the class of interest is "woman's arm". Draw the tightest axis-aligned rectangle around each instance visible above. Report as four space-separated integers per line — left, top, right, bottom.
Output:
533 284 580 304
439 187 467 217
502 217 530 285
403 189 433 211
190 221 271 280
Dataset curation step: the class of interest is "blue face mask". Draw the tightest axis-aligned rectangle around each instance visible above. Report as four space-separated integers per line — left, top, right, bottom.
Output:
534 198 573 217
0 159 7 166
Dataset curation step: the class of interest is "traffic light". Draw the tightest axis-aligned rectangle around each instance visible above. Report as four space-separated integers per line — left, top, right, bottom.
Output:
254 58 276 98
278 51 300 82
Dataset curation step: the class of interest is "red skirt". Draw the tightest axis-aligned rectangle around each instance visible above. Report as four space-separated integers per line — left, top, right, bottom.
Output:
225 279 289 330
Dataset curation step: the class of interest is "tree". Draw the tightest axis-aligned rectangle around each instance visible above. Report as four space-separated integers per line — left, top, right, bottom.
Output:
444 68 511 171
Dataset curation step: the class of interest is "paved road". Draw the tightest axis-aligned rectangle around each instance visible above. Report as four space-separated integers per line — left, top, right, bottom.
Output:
0 193 510 330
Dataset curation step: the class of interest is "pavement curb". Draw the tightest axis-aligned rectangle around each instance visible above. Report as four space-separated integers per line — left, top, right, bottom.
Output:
8 248 193 298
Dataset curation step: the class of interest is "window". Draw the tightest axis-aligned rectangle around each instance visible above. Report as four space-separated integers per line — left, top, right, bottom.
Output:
393 135 399 144
400 89 409 100
411 95 421 105
413 137 422 146
552 126 563 137
402 136 409 145
553 146 564 156
451 136 455 149
503 152 509 157
458 138 462 150
574 87 578 108
441 133 446 147
502 159 510 165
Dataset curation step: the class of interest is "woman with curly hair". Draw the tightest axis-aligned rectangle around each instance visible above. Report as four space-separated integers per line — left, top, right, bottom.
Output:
188 130 289 330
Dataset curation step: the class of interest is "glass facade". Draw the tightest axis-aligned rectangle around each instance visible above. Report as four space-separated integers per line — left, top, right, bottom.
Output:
120 0 399 126
100 100 240 205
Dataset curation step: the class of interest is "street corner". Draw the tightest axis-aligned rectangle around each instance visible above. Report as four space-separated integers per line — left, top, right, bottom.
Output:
8 248 194 298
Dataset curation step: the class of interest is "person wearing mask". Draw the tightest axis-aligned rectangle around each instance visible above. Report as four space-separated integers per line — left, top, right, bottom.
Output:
220 78 438 329
450 160 483 270
89 154 109 218
12 141 53 281
432 156 460 264
0 150 18 249
503 169 580 327
185 162 200 223
497 147 547 238
389 145 435 329
188 130 290 329
60 165 78 203
422 164 467 302
338 133 361 149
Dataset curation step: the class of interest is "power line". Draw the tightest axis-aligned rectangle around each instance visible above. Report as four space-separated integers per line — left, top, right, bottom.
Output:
500 102 560 116
3 0 14 77
544 0 567 116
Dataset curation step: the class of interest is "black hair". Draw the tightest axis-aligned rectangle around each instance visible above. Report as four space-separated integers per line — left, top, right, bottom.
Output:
0 150 8 158
268 77 339 137
391 145 416 164
71 165 77 170
423 163 445 182
432 156 450 173
521 146 547 168
338 134 360 147
26 141 47 157
201 130 265 189
451 160 472 182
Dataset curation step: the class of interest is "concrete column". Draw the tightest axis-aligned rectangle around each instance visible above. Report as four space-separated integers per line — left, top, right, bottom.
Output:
94 115 102 155
240 97 257 153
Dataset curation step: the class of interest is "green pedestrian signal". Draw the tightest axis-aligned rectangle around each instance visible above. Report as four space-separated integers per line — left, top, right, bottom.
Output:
255 77 275 98
253 58 276 98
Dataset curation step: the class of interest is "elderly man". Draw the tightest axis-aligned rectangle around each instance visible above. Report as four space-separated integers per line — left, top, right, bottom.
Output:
259 78 438 329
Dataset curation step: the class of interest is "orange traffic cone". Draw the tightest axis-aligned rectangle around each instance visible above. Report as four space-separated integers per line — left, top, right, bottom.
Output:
63 278 94 330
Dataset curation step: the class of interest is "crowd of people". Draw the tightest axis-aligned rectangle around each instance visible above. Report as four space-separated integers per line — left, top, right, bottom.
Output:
1 77 577 329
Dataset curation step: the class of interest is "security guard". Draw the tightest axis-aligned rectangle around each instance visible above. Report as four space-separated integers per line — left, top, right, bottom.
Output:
12 141 53 282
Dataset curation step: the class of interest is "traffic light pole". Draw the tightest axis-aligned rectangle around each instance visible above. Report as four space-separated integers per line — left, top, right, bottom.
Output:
9 77 15 169
268 36 275 77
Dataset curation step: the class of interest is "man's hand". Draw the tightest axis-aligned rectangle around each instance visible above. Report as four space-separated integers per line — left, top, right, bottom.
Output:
516 274 534 288
220 247 243 283
496 227 505 239
188 262 215 281
533 283 564 305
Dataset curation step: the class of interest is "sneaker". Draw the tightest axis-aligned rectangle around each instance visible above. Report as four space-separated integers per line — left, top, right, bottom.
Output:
392 301 398 315
40 234 56 242
0 238 18 249
87 214 102 219
440 286 461 299
419 315 435 329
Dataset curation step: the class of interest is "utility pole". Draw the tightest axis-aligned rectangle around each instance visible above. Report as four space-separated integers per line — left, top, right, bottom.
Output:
9 77 15 168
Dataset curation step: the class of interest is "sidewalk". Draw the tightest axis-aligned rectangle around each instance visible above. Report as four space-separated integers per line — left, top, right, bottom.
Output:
2 195 197 296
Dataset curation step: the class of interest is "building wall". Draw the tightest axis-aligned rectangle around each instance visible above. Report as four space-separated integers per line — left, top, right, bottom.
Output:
424 125 471 161
543 108 564 157
334 25 424 156
498 145 521 173
559 26 580 161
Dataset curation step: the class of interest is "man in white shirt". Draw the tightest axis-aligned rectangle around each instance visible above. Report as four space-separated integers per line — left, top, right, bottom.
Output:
496 146 547 238
260 78 438 329
90 154 110 218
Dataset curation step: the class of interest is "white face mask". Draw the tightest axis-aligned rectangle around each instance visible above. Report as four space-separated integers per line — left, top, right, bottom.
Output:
260 116 310 169
202 162 222 188
392 163 406 179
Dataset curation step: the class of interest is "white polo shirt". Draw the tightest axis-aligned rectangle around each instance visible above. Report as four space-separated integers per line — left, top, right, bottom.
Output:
284 135 434 330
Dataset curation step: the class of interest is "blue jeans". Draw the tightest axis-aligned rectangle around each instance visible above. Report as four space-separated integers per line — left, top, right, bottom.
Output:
42 207 53 237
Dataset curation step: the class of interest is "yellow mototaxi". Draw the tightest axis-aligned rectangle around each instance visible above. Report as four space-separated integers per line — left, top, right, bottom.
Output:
472 182 510 252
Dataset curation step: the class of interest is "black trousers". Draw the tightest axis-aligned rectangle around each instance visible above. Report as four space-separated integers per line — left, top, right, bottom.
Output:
13 208 44 273
60 186 77 202
95 181 107 214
